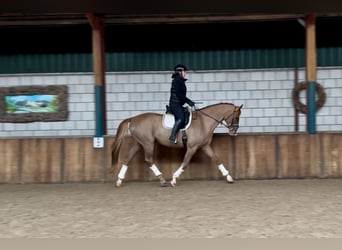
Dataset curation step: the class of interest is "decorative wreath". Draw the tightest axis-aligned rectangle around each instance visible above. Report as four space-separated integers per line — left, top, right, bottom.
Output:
292 81 326 114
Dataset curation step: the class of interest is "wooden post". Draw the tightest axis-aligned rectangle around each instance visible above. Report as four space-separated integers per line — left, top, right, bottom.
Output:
294 68 299 132
87 13 107 141
305 13 317 134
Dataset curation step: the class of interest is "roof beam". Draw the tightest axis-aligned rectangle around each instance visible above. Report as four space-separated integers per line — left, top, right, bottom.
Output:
1 13 342 26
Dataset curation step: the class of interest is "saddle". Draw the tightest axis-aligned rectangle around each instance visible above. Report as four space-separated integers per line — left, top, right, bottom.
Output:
162 105 192 130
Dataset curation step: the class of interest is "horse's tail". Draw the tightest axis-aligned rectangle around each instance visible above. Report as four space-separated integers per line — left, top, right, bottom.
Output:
110 118 131 174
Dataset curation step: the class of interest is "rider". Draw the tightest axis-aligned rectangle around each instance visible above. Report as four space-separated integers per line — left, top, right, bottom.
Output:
168 64 195 144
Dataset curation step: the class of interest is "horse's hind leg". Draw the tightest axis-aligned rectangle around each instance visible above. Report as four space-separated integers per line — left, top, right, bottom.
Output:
201 145 234 183
149 164 167 187
116 142 141 187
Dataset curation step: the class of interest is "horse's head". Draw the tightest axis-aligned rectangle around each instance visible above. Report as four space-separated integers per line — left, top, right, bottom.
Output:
226 104 243 136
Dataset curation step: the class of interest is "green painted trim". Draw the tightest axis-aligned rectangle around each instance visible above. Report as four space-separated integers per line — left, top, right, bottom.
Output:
95 86 103 137
307 81 316 134
1 47 342 74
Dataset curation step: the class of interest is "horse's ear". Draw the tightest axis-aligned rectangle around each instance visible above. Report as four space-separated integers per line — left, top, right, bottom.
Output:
239 104 244 109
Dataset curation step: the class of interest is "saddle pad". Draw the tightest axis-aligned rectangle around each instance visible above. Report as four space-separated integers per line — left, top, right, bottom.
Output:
162 114 175 129
162 107 193 130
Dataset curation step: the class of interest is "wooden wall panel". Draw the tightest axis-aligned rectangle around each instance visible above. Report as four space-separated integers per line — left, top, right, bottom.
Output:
234 135 277 179
64 138 104 182
180 147 218 180
321 133 342 177
0 139 20 183
21 138 62 183
104 136 115 182
117 137 146 181
203 134 235 179
0 133 341 184
153 143 183 180
278 134 321 178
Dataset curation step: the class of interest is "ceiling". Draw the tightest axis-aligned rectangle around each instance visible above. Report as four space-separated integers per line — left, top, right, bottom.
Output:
1 0 342 26
1 0 342 54
1 0 342 15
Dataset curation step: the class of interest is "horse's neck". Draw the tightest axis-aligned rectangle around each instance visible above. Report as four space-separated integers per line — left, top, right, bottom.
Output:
197 105 227 131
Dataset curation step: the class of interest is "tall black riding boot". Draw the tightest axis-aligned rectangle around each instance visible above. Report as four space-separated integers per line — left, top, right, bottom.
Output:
169 119 183 144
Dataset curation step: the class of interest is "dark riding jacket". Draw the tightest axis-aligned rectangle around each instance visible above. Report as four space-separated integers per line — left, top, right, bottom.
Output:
169 74 194 106
169 73 195 126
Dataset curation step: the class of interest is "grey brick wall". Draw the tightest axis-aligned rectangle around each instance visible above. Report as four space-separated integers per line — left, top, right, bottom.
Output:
0 67 341 138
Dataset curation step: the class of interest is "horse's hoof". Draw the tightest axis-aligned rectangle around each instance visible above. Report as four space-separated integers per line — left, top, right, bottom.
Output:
226 175 234 183
170 180 176 187
116 179 123 187
160 181 168 187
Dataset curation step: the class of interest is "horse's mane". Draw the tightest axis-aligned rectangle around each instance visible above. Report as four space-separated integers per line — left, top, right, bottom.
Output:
197 102 234 111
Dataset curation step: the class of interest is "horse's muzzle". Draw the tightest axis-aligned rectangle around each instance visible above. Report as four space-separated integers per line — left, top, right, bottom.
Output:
228 125 239 136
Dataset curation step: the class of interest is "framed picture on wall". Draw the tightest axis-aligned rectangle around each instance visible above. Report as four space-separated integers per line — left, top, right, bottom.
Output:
0 85 68 123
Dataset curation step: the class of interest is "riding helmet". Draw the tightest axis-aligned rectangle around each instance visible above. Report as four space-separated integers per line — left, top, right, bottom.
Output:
174 64 188 72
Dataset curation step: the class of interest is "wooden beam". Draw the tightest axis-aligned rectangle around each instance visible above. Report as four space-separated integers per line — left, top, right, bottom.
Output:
305 13 317 82
86 13 107 136
305 13 317 134
86 13 102 30
86 12 105 87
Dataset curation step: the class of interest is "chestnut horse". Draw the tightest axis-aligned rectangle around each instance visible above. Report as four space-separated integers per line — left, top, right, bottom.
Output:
111 102 243 187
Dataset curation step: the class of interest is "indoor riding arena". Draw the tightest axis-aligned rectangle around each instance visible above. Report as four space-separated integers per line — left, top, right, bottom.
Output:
1 134 342 237
0 1 342 238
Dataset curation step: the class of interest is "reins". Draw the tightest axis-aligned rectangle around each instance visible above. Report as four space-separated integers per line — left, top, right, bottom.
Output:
194 105 236 129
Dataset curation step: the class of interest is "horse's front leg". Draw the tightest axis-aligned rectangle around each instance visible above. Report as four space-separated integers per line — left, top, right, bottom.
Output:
170 163 185 187
201 145 234 183
171 147 197 187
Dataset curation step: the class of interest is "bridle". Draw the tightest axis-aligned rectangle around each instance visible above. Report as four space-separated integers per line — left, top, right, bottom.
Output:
195 105 240 131
228 107 240 131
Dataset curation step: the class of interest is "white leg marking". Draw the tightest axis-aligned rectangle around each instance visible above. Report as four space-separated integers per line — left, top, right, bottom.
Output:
118 164 128 180
170 179 177 187
171 166 184 187
173 166 184 178
226 175 234 183
218 164 234 183
116 178 122 187
150 164 162 176
218 164 229 176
